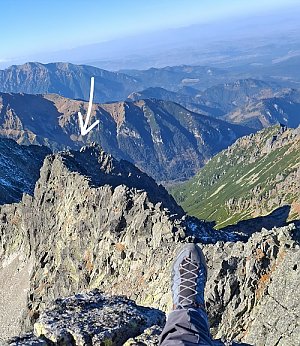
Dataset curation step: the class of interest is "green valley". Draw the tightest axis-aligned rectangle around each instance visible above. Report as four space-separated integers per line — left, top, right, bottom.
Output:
170 125 300 228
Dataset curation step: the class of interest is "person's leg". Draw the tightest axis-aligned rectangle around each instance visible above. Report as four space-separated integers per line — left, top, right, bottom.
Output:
159 308 213 345
159 244 213 346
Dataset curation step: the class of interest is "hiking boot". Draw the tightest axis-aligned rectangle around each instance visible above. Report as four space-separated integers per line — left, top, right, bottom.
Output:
172 243 207 310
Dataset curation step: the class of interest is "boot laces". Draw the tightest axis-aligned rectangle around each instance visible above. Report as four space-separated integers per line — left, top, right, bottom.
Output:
176 256 199 308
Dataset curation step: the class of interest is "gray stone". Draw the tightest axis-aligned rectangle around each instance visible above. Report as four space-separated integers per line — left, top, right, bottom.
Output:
9 290 164 345
0 145 299 345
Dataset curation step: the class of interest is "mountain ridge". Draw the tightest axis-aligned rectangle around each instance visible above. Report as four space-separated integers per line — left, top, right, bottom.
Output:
0 92 253 181
226 91 300 129
0 62 141 103
170 125 300 228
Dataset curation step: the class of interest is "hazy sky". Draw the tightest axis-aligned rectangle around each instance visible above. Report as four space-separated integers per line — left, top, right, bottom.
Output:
1 0 299 63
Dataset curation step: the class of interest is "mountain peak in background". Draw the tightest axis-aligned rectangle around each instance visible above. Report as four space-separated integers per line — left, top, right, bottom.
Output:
0 62 140 103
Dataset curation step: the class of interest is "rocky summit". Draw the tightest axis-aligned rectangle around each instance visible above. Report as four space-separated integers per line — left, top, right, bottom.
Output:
0 140 299 345
0 141 226 342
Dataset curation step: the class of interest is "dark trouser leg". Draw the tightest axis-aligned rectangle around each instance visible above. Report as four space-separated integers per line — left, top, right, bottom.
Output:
159 308 214 346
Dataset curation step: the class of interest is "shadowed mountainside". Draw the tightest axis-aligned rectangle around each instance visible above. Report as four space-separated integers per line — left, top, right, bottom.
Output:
0 138 51 204
0 92 252 182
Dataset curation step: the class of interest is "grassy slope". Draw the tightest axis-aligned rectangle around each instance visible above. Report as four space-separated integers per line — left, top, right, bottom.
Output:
170 125 300 228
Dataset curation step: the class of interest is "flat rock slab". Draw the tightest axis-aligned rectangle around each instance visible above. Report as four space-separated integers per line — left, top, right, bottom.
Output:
9 290 165 346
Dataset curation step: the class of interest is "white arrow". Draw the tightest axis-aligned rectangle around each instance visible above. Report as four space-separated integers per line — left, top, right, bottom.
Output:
78 77 100 136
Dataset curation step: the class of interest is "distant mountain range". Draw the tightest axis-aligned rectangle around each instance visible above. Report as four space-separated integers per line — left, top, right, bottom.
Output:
226 96 300 129
128 79 300 130
1 62 299 184
122 65 231 91
128 78 281 111
127 87 224 117
197 79 281 113
1 62 289 102
0 63 238 103
1 62 299 119
0 62 142 103
225 89 300 129
0 92 252 181
170 125 300 228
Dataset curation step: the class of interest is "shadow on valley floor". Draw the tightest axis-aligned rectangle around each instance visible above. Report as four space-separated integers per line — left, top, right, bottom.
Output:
219 205 299 238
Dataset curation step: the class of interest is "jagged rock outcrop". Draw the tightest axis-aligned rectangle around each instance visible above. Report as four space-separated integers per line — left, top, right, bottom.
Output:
204 223 300 345
0 143 221 342
1 142 299 345
6 224 300 346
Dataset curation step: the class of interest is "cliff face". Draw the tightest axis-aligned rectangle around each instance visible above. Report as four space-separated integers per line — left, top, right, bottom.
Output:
0 143 299 345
